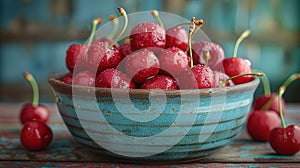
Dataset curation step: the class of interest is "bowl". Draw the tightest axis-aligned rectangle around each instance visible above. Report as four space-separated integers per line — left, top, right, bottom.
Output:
48 74 259 163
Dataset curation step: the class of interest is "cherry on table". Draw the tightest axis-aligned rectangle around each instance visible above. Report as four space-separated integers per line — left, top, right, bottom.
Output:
20 72 49 124
246 110 281 142
20 120 53 151
253 93 286 116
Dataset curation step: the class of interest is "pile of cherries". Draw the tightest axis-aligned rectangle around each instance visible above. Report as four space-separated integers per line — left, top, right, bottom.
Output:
61 8 258 90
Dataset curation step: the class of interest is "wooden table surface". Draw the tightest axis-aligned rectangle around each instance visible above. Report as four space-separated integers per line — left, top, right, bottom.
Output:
0 103 299 167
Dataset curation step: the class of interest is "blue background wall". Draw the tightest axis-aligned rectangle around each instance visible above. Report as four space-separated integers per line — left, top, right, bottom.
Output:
0 0 299 102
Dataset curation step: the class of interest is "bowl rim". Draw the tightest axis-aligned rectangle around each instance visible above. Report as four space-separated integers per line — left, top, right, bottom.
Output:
48 73 260 98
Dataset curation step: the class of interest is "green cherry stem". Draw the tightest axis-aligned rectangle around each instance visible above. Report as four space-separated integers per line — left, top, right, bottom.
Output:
253 69 271 96
205 50 210 67
151 10 164 29
277 73 300 128
278 86 286 128
23 72 39 107
233 29 251 57
106 15 119 40
87 18 102 45
188 17 196 68
220 72 264 87
109 7 128 49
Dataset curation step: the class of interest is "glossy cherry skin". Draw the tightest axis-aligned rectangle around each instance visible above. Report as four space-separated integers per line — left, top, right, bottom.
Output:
61 72 73 85
179 64 213 89
253 93 286 116
212 70 234 88
222 57 253 84
94 38 120 49
87 40 121 75
66 44 88 73
119 43 132 59
125 49 160 84
246 110 281 142
165 26 188 51
141 75 179 90
191 41 225 71
20 120 53 151
73 70 95 87
269 125 300 155
95 68 135 89
130 22 166 51
20 104 49 125
158 47 189 77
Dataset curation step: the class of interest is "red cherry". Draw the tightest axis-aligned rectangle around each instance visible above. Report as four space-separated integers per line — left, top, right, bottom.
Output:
246 110 281 142
130 22 166 51
158 47 189 77
253 93 286 116
73 70 95 87
21 72 49 124
65 44 88 73
179 64 213 89
87 40 121 74
269 125 300 155
141 75 179 90
20 104 49 125
125 49 160 84
212 70 234 88
61 72 73 84
94 38 120 49
20 120 53 151
165 26 188 51
191 41 225 71
222 57 253 84
95 68 135 89
119 43 132 59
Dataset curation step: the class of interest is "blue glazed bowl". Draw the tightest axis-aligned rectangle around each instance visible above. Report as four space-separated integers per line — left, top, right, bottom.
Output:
49 74 259 163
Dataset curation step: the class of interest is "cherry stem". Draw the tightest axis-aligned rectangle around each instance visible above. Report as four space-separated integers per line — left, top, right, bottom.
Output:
107 15 119 40
23 72 39 107
277 73 300 128
188 17 196 68
220 72 264 86
252 70 271 96
233 29 251 57
205 50 210 67
278 86 286 128
87 18 102 45
191 19 205 38
109 8 127 49
151 10 164 29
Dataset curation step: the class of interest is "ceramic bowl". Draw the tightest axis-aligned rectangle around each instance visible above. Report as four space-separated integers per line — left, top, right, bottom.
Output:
48 74 259 163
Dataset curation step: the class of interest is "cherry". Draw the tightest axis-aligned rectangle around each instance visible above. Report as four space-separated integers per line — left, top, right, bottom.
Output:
125 49 160 84
165 26 188 51
61 72 73 84
65 18 102 73
119 38 132 59
222 30 253 84
129 22 166 51
247 110 281 142
95 68 135 89
20 72 49 125
141 75 179 90
269 73 300 155
87 8 127 74
212 70 233 88
158 46 189 77
191 41 225 71
253 93 286 116
73 70 95 87
20 120 53 151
